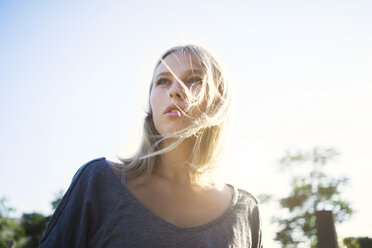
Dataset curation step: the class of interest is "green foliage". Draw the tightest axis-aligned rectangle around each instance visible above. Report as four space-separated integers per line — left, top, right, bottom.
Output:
342 237 372 248
273 147 353 247
0 191 64 248
356 237 372 248
0 198 25 248
257 194 273 204
343 237 360 248
51 190 64 211
21 213 49 248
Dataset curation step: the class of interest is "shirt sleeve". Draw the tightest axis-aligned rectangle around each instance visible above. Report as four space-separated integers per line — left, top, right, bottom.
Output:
39 158 104 248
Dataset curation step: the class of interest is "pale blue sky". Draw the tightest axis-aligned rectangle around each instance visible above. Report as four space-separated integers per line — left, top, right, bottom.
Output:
1 0 371 246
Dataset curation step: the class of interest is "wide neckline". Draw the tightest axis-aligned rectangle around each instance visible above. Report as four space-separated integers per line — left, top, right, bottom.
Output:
103 158 239 231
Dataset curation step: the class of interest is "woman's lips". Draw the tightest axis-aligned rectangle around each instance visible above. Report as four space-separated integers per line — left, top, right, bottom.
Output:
164 104 185 117
164 110 182 117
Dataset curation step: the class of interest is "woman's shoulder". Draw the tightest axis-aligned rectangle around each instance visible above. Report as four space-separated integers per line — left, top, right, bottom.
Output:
67 157 123 197
228 184 259 209
70 157 119 185
40 157 122 246
229 185 261 234
237 188 259 204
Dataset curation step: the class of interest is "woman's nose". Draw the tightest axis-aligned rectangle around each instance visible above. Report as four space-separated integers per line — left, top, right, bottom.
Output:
168 80 184 100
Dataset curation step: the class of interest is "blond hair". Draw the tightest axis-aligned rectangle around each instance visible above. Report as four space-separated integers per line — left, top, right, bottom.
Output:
118 44 231 186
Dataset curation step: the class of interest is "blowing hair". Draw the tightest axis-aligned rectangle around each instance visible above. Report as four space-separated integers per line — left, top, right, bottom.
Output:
118 44 231 186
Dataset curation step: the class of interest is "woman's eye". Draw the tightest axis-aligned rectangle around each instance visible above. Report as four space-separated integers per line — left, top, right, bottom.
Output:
187 77 202 84
156 78 170 86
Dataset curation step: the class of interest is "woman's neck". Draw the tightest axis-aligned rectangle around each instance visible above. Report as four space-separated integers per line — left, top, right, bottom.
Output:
152 137 195 186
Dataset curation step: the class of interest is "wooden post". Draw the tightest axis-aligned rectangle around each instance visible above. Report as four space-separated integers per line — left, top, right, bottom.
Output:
316 210 338 248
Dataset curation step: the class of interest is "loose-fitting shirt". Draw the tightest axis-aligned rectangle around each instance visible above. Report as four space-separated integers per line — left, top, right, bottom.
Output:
40 157 263 248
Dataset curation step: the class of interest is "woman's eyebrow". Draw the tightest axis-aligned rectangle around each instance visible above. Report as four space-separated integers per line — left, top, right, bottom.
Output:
156 71 172 76
184 69 202 75
156 70 202 77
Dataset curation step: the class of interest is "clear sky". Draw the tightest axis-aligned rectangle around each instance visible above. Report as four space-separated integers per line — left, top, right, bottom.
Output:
0 0 371 247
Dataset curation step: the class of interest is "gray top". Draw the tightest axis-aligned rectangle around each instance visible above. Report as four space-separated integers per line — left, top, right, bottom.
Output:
40 157 262 248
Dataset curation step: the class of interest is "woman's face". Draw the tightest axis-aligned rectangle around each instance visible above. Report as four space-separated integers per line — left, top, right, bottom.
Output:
150 51 206 135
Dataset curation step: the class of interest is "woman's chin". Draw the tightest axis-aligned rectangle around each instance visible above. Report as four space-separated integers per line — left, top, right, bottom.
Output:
157 124 185 135
161 129 181 136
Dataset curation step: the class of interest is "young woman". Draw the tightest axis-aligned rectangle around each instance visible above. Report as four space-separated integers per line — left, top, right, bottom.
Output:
40 45 262 247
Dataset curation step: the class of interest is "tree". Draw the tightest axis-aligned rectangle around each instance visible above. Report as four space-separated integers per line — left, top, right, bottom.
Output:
272 147 353 247
0 190 64 248
20 213 49 248
0 198 25 248
356 237 372 248
343 237 360 248
50 190 64 211
20 190 64 248
343 237 372 248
